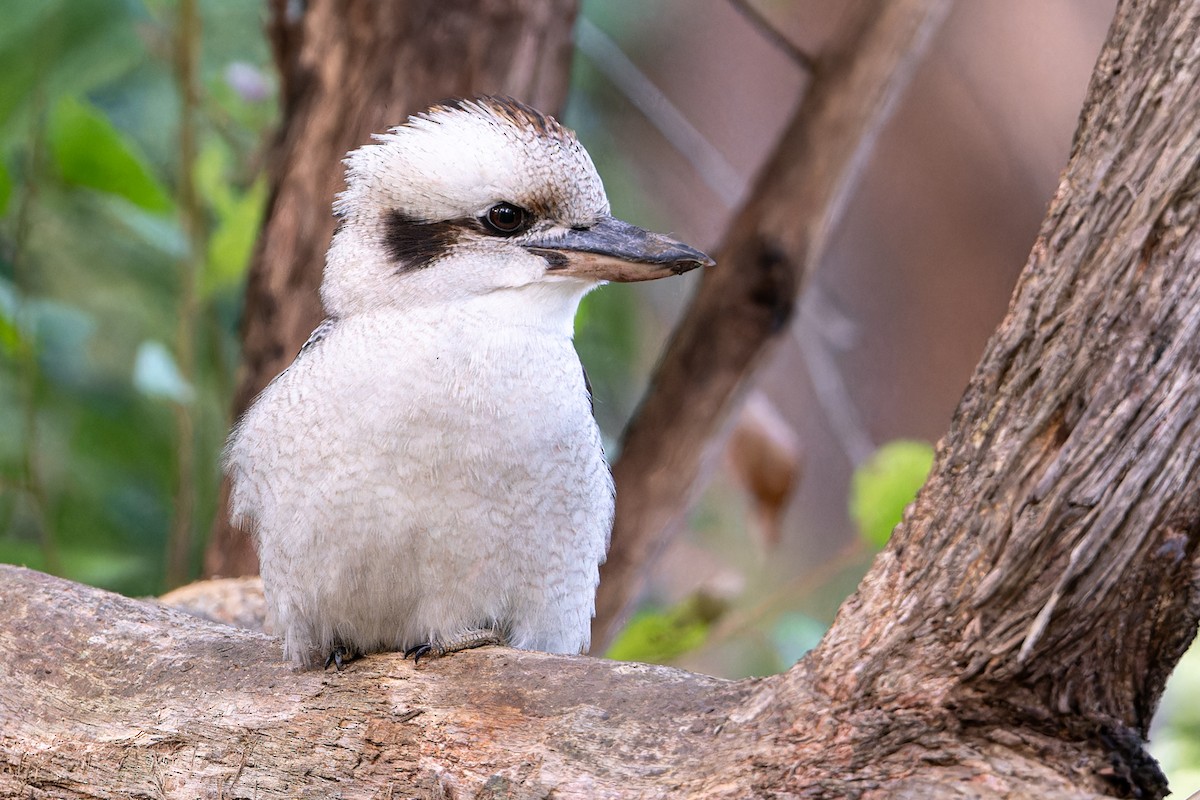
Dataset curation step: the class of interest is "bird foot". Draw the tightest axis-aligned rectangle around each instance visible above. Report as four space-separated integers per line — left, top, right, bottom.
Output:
404 627 507 666
324 644 360 671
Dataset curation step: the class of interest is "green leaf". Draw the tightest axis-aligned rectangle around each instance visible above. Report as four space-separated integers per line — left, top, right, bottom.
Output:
605 595 724 664
194 139 266 295
49 96 172 213
194 137 236 212
204 179 266 296
0 279 26 355
849 439 935 549
0 538 151 591
58 546 152 589
0 313 22 356
0 158 11 216
0 539 49 574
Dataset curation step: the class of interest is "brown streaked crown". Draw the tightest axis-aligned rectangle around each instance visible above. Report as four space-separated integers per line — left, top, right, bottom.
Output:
420 96 574 144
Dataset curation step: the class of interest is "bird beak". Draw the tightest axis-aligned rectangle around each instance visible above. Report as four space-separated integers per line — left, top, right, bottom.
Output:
524 216 714 282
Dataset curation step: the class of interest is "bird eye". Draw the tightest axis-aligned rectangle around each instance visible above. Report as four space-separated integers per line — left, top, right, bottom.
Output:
483 203 530 235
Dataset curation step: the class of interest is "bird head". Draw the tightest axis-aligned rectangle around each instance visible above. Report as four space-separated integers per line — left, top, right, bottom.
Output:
321 97 713 325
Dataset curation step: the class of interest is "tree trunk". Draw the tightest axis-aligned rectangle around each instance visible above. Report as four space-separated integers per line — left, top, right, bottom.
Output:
203 0 578 580
4 0 1197 798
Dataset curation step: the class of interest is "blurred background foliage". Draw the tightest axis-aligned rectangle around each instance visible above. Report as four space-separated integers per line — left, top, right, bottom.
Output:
0 0 270 594
0 1 1195 793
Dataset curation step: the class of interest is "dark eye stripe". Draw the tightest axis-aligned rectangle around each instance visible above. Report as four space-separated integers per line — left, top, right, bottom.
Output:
382 206 541 273
383 210 463 272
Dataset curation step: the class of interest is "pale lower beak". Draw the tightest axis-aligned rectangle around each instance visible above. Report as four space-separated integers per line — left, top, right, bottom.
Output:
523 216 714 282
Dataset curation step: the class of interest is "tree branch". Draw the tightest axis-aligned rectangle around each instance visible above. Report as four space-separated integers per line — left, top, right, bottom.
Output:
0 565 1143 799
2 566 759 799
4 1 1196 798
593 0 952 650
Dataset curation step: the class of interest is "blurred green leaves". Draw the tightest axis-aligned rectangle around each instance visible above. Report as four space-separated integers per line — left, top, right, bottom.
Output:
1152 641 1200 797
849 439 934 548
0 280 26 355
0 0 273 596
0 160 11 215
606 594 724 664
0 537 148 589
197 139 266 296
0 0 144 134
49 96 172 212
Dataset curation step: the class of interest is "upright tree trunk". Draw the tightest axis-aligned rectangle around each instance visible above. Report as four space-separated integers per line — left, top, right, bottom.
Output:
804 0 1200 790
204 0 578 579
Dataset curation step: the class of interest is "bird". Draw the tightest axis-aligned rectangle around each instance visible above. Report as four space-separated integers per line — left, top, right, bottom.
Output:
224 96 713 670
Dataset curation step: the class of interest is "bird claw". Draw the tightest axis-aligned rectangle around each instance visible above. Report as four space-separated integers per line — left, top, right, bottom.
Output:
403 643 434 665
404 628 506 666
324 644 358 671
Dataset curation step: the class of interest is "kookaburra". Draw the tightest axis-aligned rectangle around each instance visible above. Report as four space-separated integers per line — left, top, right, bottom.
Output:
225 97 712 669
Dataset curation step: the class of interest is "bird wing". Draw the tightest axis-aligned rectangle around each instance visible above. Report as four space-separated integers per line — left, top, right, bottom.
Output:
299 318 338 356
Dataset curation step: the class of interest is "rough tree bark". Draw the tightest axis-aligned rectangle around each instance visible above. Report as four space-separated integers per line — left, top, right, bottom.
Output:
2 0 1197 798
203 0 578 579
